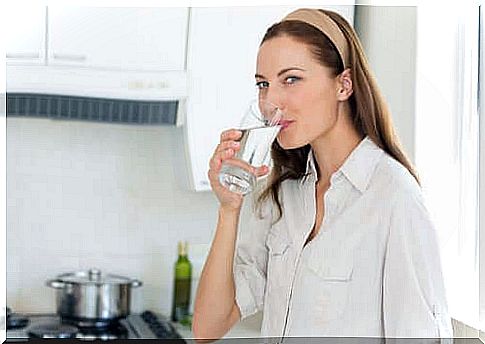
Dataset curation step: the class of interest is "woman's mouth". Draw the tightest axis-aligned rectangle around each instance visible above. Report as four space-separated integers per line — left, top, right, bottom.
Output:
278 119 295 130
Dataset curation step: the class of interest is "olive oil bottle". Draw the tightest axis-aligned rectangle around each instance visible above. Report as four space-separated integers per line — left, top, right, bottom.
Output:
171 241 192 323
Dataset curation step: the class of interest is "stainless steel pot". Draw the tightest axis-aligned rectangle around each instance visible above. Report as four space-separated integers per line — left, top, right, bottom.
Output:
46 269 142 323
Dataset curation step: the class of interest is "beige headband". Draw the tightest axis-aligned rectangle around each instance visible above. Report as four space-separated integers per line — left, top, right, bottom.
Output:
282 8 350 69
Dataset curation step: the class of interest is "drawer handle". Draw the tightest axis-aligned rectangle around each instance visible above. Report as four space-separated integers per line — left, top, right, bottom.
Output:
52 53 87 62
7 52 40 59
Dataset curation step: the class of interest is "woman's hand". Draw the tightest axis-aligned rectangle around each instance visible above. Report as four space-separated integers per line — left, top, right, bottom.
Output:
208 129 269 211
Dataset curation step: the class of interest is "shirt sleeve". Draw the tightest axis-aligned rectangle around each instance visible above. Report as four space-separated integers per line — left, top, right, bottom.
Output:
233 187 273 320
383 186 454 338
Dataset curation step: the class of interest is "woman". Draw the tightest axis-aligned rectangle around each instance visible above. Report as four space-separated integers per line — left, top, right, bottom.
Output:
193 8 453 340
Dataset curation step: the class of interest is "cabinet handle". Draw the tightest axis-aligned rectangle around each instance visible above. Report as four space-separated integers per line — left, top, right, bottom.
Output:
52 53 87 62
6 52 40 59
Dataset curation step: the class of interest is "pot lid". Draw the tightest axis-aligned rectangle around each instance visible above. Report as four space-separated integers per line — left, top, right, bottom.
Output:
56 269 135 285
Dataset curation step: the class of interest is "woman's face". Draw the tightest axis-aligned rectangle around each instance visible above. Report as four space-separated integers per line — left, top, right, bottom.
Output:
256 35 341 149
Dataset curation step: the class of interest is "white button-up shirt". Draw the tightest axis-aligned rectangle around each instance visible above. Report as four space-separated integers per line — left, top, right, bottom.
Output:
233 136 453 339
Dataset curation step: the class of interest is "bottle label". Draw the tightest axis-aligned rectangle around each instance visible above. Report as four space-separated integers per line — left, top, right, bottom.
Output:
172 278 191 322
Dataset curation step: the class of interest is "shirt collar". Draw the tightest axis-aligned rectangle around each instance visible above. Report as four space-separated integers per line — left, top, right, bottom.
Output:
305 136 384 193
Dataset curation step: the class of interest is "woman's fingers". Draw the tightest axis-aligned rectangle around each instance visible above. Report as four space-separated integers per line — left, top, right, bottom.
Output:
209 129 242 173
209 148 270 179
220 129 242 142
209 128 270 193
218 158 259 176
215 140 240 154
254 165 270 177
209 147 235 173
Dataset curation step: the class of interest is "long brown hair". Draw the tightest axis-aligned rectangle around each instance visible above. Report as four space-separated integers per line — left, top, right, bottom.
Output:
255 9 420 224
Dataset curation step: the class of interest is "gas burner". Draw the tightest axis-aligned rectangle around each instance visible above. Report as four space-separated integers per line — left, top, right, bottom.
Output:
61 316 119 329
28 321 79 339
77 330 126 340
6 310 29 330
6 310 186 340
25 319 129 340
75 322 128 340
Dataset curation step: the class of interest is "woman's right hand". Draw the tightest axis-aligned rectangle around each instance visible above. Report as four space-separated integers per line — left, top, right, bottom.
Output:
208 129 270 211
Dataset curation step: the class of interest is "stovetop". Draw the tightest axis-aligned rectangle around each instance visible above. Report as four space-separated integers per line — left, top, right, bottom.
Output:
6 310 187 341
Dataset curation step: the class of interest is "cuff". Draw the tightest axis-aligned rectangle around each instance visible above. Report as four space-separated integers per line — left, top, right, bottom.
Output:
234 268 259 320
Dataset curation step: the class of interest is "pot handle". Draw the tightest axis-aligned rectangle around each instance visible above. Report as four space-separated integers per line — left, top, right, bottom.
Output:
131 279 143 288
46 279 65 289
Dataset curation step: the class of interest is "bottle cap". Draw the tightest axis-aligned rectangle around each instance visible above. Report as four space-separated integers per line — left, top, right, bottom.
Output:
178 241 188 256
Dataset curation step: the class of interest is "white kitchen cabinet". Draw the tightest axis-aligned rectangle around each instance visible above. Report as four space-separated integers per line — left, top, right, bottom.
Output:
6 6 46 65
184 5 354 192
47 7 188 71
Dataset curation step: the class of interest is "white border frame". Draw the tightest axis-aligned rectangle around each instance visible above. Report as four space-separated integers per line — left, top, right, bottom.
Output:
479 2 485 331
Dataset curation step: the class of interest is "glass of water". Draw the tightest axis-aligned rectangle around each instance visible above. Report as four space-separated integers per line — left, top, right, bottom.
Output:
218 99 283 195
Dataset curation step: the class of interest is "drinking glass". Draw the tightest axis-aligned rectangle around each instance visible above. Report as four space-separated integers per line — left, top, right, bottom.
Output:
218 99 283 195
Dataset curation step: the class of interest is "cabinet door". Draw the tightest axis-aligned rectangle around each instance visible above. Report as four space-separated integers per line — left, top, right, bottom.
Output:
47 7 188 71
184 6 354 192
6 6 46 65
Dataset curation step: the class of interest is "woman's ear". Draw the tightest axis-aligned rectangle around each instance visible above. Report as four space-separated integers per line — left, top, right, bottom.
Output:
337 68 353 101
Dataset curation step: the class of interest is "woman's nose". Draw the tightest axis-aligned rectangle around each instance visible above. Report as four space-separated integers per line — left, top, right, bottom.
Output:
262 85 285 111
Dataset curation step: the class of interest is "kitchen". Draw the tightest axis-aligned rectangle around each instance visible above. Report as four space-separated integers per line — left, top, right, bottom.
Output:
3 2 484 341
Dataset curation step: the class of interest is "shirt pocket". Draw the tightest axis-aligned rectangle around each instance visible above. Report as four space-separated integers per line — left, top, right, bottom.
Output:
304 254 354 323
265 231 292 289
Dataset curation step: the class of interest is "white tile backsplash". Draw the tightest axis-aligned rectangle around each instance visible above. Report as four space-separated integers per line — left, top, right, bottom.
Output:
7 117 220 315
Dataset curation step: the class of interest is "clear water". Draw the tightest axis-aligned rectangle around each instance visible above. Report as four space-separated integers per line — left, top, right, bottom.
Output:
218 125 281 195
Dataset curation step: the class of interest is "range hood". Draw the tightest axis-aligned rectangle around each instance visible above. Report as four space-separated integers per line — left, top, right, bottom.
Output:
6 65 187 126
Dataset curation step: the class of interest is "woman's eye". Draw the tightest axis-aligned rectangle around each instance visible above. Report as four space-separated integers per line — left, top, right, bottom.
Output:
255 81 269 89
285 76 301 84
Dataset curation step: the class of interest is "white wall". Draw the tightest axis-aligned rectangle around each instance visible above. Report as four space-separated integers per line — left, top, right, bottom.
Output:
354 5 417 163
6 116 219 315
354 5 484 338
